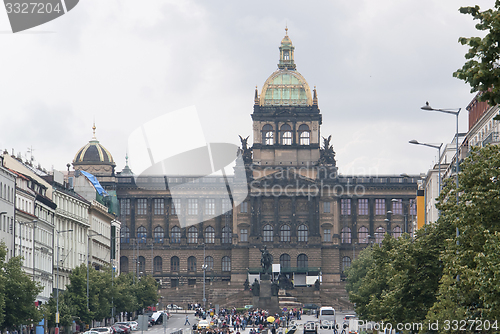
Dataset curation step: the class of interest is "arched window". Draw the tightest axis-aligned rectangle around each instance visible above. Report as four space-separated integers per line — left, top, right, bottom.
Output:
280 225 291 242
280 254 291 269
262 124 274 145
297 224 308 242
393 226 402 239
341 227 352 244
205 226 215 244
204 256 214 271
375 226 385 244
281 124 292 145
221 256 231 272
263 224 273 242
154 226 164 243
298 124 310 145
121 226 130 244
137 226 147 243
120 256 129 273
138 256 146 274
297 254 308 268
171 256 179 272
188 256 197 272
188 227 198 244
170 226 181 244
154 256 162 273
342 256 351 272
358 226 369 243
222 226 232 244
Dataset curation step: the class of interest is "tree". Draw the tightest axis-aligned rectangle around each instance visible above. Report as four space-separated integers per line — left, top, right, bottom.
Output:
2 254 42 330
454 2 500 105
346 219 454 332
425 145 500 328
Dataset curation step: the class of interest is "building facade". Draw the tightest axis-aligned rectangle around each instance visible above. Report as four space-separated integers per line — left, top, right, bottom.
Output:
106 31 419 290
0 154 16 260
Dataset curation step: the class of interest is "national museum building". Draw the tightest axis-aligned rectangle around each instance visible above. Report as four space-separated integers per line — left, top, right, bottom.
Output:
72 31 418 293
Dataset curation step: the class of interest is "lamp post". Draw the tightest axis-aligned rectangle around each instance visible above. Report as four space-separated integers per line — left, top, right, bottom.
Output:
409 140 443 195
56 229 73 332
87 232 103 312
202 243 207 310
421 102 461 240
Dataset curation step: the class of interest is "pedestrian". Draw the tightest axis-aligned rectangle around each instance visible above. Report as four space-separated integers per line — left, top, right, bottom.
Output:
185 315 191 326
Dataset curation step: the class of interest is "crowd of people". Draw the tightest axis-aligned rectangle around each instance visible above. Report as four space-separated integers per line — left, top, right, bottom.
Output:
192 307 304 334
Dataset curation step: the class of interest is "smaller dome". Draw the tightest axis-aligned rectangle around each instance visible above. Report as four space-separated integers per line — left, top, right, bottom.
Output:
281 34 292 47
73 125 115 165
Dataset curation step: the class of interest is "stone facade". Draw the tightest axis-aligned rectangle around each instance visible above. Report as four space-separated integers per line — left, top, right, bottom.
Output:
113 31 419 292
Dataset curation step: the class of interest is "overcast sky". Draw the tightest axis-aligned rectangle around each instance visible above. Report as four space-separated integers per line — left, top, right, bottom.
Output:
0 0 496 177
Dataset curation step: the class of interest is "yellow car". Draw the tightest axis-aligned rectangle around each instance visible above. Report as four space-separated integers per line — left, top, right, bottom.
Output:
197 320 210 330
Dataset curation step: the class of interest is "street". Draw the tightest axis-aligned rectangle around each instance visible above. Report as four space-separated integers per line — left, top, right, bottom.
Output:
141 312 358 334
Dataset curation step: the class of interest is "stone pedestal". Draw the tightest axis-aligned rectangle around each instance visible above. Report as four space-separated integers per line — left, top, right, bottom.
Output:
255 279 279 314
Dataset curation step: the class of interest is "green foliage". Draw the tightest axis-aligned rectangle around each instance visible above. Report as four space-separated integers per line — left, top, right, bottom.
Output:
454 2 500 105
348 145 500 332
425 145 500 327
346 212 454 328
2 249 43 330
58 265 159 326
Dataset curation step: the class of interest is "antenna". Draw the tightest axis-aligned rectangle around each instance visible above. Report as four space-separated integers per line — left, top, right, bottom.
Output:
27 146 35 162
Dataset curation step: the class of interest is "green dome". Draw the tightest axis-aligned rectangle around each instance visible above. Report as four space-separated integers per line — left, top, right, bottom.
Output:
260 69 313 106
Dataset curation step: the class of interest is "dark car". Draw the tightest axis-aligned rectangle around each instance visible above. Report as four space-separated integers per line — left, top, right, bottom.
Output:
303 304 319 309
303 322 318 334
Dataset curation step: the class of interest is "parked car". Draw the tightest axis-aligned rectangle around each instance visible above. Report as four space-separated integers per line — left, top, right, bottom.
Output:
90 328 113 334
167 304 183 310
111 325 128 334
83 331 100 334
112 324 130 334
303 304 319 310
115 323 133 332
127 321 138 331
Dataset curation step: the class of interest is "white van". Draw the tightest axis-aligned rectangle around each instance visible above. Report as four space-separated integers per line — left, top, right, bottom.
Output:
318 306 336 328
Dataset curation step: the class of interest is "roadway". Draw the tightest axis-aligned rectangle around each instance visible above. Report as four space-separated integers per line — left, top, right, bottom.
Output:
140 312 358 334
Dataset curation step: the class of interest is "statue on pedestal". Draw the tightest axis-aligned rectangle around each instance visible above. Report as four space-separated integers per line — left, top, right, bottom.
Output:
260 245 272 274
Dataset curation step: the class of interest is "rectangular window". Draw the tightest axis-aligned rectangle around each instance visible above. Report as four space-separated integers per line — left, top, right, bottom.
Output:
341 199 351 215
120 199 130 216
393 199 403 215
323 201 331 213
188 199 198 215
240 229 248 242
172 199 181 215
240 202 248 213
323 229 331 242
154 199 164 215
222 199 232 214
409 199 417 216
205 199 215 215
358 199 369 215
137 199 147 215
375 199 386 215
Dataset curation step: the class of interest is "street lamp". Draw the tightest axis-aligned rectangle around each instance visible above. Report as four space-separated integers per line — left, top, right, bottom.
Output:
202 243 207 310
409 140 443 195
87 232 103 312
56 229 73 332
421 102 461 239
